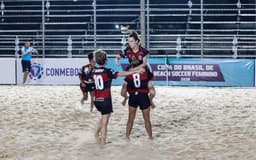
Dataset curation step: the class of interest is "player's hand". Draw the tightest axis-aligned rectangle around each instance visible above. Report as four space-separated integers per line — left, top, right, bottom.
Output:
33 50 39 54
115 55 121 66
28 49 33 53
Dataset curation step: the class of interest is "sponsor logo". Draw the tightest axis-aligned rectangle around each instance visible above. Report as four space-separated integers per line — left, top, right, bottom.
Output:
29 62 43 80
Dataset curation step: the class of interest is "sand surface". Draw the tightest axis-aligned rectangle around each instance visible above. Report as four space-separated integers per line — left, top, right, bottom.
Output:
0 86 256 160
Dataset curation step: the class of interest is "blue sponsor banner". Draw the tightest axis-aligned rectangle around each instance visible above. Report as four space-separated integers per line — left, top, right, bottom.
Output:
165 58 254 87
106 57 255 87
106 57 166 85
105 58 129 85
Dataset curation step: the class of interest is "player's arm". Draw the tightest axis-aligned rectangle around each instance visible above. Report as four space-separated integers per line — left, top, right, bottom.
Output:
117 68 144 77
32 48 39 54
115 54 125 66
115 54 121 66
116 54 122 60
78 67 85 84
21 47 29 56
78 74 83 83
79 74 87 88
115 48 127 66
117 71 134 77
83 69 95 84
83 79 94 84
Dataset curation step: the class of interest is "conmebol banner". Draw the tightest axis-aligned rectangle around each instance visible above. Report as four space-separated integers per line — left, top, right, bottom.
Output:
16 58 88 85
14 57 254 86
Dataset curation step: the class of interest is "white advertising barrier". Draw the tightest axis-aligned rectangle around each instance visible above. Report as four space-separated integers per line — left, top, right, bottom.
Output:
17 58 89 85
0 58 16 84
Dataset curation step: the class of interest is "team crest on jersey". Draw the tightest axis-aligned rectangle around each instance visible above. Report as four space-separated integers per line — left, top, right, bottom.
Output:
29 62 44 80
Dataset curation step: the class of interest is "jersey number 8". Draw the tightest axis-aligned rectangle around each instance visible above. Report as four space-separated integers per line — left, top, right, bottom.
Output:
132 73 141 88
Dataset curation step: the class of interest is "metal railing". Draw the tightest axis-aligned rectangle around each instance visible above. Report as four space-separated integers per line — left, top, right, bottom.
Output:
0 0 255 58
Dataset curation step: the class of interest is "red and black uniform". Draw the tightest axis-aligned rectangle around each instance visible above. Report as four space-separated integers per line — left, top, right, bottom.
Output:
120 46 153 73
125 67 153 110
79 64 95 93
90 67 118 115
120 46 148 65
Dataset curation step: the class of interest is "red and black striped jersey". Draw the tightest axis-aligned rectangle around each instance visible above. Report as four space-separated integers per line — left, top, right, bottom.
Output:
120 46 149 65
125 67 153 93
91 67 118 100
78 64 94 83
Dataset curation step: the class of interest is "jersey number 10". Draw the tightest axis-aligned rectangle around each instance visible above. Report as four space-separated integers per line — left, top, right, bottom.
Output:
94 75 104 90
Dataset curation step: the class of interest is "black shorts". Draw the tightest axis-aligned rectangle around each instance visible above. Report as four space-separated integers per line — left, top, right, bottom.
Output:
86 83 95 92
80 83 95 93
128 92 150 110
94 98 113 115
21 60 31 72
